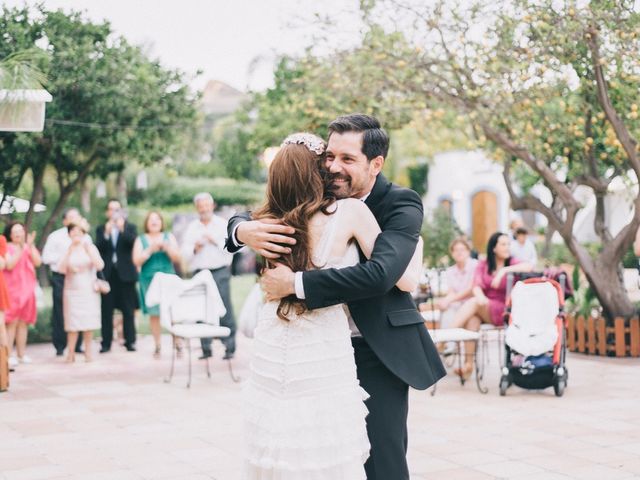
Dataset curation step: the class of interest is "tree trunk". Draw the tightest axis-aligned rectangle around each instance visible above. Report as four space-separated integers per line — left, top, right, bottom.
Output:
561 232 635 322
24 166 46 231
586 257 634 320
37 185 75 251
541 224 556 259
80 179 91 213
117 171 127 207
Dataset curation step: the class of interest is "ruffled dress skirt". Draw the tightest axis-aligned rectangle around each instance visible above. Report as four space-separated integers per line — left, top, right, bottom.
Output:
244 302 370 480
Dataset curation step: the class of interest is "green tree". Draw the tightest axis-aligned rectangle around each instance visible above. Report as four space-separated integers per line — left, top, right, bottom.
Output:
292 0 640 320
0 6 199 245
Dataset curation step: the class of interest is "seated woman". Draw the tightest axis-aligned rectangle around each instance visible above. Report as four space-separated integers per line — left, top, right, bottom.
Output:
452 231 533 379
436 237 477 328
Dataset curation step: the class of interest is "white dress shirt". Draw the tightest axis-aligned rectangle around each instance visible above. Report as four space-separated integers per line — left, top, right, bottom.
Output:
42 227 93 274
182 215 233 272
511 238 538 265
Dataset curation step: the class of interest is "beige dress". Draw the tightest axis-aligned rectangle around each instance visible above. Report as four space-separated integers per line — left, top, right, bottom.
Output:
63 246 101 332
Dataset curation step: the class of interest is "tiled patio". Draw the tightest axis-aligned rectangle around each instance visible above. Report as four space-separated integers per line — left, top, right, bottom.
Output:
2 333 639 480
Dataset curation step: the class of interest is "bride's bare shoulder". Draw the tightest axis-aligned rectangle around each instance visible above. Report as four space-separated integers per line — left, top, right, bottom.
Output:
337 197 367 211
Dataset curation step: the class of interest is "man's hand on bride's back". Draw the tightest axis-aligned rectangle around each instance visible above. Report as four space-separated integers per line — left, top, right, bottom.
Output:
237 218 296 259
261 263 296 302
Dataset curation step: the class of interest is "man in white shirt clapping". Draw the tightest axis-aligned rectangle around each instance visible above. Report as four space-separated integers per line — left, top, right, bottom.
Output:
181 193 236 359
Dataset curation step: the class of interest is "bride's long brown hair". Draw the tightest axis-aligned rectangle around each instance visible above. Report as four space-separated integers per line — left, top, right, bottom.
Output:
253 140 335 321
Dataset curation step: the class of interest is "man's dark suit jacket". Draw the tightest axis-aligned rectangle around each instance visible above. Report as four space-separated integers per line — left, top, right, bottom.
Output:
95 221 139 283
226 174 445 390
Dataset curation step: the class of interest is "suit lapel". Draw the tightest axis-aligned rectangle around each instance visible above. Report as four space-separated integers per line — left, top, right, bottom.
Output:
364 173 390 218
357 174 390 263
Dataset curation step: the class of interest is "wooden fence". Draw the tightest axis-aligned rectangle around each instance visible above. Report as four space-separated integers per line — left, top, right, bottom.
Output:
566 315 640 357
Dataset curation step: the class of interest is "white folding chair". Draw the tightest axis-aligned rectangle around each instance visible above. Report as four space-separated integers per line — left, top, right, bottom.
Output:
162 283 237 388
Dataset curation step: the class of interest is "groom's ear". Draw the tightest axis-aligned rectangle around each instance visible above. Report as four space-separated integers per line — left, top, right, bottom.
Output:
370 155 384 175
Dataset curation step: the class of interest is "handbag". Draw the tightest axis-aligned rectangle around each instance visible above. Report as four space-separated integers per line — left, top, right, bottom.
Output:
94 270 111 294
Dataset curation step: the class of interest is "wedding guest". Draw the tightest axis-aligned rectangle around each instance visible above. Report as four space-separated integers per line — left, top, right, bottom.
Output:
0 234 10 352
182 193 236 359
511 226 538 265
452 232 532 379
57 222 104 362
3 222 41 367
95 199 139 352
436 238 478 327
42 208 91 356
133 211 181 357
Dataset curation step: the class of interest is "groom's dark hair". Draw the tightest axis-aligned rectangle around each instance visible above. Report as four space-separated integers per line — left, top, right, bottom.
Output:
328 114 389 161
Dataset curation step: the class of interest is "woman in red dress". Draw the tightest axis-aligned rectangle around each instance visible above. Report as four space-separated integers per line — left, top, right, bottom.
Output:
0 234 10 350
452 232 533 379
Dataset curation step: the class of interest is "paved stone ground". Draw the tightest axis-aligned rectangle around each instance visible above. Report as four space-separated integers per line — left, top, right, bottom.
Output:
2 332 639 480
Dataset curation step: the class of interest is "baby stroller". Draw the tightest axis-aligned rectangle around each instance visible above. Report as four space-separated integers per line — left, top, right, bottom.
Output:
499 276 568 397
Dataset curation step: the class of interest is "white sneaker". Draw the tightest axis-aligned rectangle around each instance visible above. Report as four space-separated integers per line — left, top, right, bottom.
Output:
8 356 18 368
19 355 33 364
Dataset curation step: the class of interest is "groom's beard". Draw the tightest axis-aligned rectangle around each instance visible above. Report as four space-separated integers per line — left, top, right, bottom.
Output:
326 173 352 199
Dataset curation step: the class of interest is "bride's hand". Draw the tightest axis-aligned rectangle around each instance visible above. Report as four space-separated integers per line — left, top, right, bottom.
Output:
237 219 296 260
261 263 296 301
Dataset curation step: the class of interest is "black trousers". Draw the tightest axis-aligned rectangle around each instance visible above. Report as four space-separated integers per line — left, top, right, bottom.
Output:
100 269 137 349
352 336 410 480
198 266 236 355
50 272 82 354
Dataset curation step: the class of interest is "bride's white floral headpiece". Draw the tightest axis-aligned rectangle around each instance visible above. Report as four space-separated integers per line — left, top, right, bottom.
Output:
281 132 326 155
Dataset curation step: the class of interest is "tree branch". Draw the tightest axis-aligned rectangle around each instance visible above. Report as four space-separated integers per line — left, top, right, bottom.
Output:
482 124 580 234
586 25 640 179
502 160 563 232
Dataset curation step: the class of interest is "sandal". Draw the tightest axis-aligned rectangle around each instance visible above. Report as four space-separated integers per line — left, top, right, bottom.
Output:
153 346 161 359
454 365 473 381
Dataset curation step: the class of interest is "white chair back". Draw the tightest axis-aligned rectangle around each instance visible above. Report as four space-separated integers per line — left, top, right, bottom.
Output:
169 283 211 326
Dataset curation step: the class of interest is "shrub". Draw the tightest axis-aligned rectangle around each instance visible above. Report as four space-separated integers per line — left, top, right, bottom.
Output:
130 175 265 208
421 207 462 267
28 306 53 344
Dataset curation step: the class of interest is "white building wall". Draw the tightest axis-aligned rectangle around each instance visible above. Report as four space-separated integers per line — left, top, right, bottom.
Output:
424 150 511 235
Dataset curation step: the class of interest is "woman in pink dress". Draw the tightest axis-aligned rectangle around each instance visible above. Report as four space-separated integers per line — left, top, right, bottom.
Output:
3 222 42 367
452 232 532 379
58 221 104 363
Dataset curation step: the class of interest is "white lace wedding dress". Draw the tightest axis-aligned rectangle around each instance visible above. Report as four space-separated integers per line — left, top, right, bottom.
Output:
244 200 370 480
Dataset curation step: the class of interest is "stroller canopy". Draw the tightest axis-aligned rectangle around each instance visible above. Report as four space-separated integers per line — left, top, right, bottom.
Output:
505 280 561 356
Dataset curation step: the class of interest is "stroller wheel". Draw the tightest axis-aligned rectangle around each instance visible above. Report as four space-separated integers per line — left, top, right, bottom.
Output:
499 376 509 396
553 374 566 397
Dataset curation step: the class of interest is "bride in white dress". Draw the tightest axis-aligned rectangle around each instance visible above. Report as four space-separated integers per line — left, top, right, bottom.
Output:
244 133 422 480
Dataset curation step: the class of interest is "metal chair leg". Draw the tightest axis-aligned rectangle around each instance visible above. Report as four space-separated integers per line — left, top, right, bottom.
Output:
164 334 176 384
474 339 488 394
206 356 211 379
186 338 192 389
227 359 240 383
457 342 465 385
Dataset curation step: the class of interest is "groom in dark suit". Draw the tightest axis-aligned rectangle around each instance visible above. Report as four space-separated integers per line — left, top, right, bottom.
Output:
226 114 445 480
